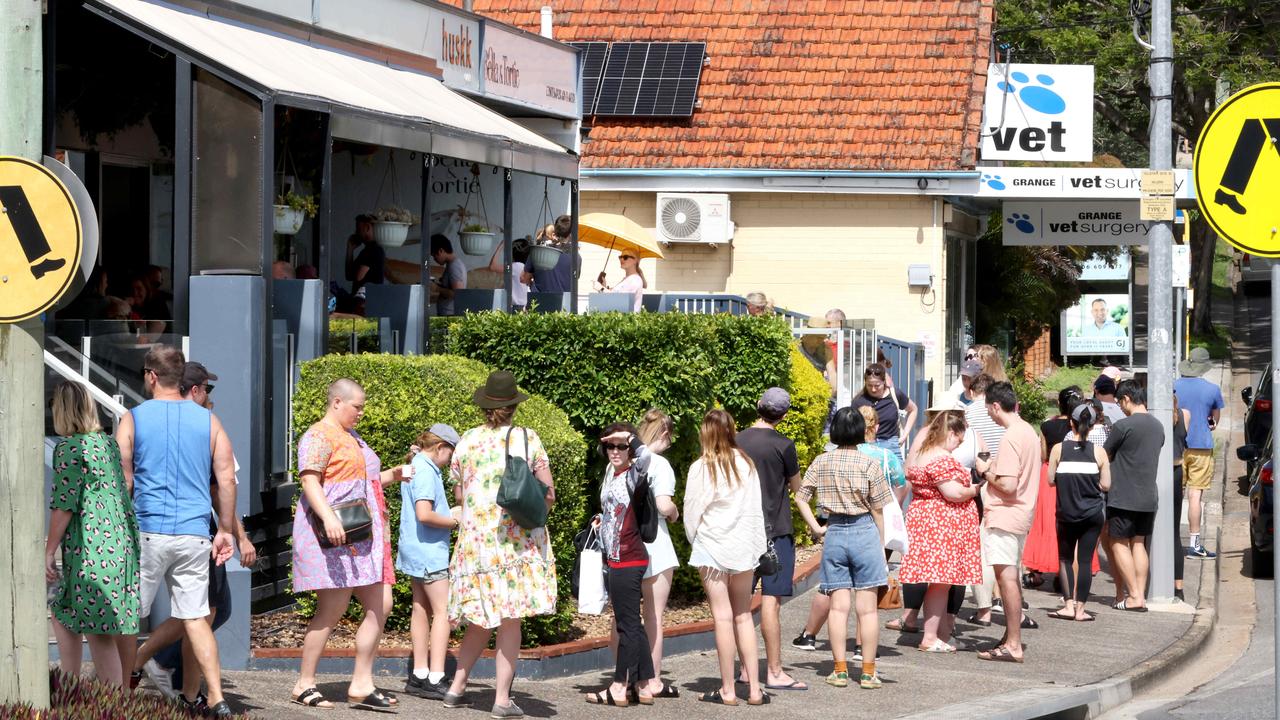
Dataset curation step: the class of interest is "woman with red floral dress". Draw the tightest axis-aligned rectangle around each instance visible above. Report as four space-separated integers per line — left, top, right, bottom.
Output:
897 410 982 654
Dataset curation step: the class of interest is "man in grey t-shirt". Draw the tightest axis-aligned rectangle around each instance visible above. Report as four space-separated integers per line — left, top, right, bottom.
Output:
1103 379 1164 612
430 234 467 316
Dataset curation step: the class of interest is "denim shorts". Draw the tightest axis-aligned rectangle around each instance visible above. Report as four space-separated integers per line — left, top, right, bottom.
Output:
820 513 888 593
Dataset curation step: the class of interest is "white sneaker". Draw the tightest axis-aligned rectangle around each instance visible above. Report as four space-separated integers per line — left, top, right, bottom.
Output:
142 659 177 699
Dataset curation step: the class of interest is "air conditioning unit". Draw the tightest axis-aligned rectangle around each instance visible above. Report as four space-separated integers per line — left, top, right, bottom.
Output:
656 193 733 246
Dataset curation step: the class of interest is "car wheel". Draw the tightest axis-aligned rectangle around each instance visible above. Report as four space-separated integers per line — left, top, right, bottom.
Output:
1250 546 1274 578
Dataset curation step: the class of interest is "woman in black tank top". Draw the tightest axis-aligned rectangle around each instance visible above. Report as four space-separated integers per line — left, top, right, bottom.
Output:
1046 403 1112 621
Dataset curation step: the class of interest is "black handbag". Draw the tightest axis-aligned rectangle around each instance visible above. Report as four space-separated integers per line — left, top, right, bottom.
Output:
311 483 374 549
757 521 780 576
631 473 659 544
496 427 550 530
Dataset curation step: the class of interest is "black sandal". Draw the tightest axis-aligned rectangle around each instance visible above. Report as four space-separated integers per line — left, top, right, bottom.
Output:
700 690 739 706
747 693 772 706
585 688 629 707
348 689 396 711
652 683 679 699
292 687 332 708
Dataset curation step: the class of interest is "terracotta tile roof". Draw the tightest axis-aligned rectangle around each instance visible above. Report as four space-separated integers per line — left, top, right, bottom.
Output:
455 1 993 171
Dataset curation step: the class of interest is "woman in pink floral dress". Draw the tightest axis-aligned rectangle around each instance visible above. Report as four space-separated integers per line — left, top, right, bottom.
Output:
444 371 557 719
897 410 982 654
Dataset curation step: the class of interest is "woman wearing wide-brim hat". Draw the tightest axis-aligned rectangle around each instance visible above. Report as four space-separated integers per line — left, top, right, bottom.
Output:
443 371 557 719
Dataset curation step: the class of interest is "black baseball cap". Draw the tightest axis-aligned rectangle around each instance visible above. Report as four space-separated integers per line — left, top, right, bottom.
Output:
181 362 218 393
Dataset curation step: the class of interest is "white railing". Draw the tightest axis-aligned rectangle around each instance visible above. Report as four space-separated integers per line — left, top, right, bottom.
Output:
792 326 878 406
43 350 128 420
48 335 147 407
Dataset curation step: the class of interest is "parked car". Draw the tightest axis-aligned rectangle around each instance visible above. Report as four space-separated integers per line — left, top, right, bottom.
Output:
1238 437 1274 575
1242 363 1272 451
1238 254 1278 295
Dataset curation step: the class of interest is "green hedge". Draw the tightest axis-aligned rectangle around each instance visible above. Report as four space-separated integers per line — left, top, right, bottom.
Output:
446 312 825 601
291 353 587 646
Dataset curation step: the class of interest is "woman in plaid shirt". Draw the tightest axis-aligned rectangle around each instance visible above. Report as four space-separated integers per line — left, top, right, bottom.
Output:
794 408 895 690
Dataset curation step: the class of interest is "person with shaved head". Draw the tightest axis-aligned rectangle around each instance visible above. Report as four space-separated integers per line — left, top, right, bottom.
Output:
289 378 409 711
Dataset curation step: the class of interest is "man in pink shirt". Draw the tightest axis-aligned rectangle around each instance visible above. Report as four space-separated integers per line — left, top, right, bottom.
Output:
974 381 1040 663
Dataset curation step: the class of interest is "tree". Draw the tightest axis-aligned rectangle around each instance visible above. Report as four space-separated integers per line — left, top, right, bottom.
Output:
994 0 1280 332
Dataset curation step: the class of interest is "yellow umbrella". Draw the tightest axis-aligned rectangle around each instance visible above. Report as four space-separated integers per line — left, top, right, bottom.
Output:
578 213 665 259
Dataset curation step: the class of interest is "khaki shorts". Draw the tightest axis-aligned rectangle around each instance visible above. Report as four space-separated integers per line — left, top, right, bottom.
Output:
983 527 1027 567
140 533 212 620
1183 449 1214 490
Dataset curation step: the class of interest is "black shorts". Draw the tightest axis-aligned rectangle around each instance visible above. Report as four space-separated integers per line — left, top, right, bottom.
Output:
1108 508 1155 539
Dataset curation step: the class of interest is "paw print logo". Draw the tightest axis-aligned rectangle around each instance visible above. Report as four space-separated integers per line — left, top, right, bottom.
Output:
1007 213 1035 233
981 174 1006 191
998 72 1067 115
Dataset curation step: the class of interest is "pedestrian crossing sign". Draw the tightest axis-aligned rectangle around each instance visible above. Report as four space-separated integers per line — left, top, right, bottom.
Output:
1194 82 1280 257
0 156 81 323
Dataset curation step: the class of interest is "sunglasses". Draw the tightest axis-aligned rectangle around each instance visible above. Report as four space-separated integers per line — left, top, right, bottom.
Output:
142 367 155 378
201 383 215 393
965 353 977 360
601 442 630 452
619 255 635 261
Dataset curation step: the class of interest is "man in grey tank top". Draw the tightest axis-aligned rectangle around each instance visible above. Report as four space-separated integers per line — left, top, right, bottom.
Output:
116 346 238 717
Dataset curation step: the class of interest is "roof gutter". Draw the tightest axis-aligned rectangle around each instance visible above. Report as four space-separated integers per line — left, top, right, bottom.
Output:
581 168 981 179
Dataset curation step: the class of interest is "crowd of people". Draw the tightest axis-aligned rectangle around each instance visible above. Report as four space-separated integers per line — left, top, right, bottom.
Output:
43 335 1221 716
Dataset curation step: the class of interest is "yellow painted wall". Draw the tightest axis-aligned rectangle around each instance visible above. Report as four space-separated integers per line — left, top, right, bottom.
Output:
580 191 952 387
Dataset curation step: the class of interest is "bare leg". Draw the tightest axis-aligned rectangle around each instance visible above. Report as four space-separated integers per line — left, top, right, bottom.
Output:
291 587 352 706
804 592 831 635
426 580 450 675
728 571 764 703
132 617 184 670
919 584 950 648
85 633 123 686
1109 539 1137 605
447 623 493 697
641 569 672 695
51 619 83 678
180 634 201 699
1130 538 1150 607
854 589 880 669
701 568 739 701
827 590 850 667
1187 487 1203 537
493 619 521 708
183 616 224 705
993 564 1023 659
114 635 137 689
349 583 391 699
410 581 430 673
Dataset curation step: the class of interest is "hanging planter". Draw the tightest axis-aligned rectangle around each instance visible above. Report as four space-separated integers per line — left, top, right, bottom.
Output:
273 204 305 235
527 243 562 271
369 151 420 248
459 223 496 256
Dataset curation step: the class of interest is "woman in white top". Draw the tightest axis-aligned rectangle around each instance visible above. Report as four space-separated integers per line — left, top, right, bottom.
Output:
636 409 681 699
683 409 768 707
606 253 645 312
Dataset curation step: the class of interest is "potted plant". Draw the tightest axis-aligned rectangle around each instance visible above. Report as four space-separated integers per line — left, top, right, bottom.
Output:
459 221 497 257
273 191 318 235
526 228 564 271
370 206 420 248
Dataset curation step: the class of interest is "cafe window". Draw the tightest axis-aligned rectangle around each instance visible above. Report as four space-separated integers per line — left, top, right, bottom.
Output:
192 69 263 274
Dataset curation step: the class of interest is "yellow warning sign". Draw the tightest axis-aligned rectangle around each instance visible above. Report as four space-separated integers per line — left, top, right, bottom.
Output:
1194 83 1280 257
0 156 82 323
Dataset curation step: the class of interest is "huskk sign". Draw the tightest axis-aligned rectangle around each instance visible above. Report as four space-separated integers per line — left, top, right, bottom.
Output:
981 63 1095 162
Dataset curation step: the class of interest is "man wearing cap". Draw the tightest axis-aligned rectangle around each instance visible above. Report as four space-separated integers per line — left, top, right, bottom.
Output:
738 388 807 690
130 362 256 711
346 214 386 297
1174 347 1222 559
1093 375 1127 426
952 359 984 408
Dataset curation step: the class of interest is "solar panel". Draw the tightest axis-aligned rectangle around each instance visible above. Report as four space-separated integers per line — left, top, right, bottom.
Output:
570 42 610 116
594 42 705 117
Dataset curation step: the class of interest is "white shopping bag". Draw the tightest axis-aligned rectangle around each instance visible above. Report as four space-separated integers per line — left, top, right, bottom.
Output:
576 548 608 615
882 498 910 556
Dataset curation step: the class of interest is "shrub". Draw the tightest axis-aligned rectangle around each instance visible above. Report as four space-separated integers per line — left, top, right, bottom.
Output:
1008 361 1051 428
0 671 251 719
291 353 587 646
779 345 833 547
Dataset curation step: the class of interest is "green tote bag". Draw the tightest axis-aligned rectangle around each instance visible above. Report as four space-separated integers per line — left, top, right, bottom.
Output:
496 426 550 529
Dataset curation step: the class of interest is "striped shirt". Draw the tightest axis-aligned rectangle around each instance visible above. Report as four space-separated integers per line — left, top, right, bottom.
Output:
964 396 1006 460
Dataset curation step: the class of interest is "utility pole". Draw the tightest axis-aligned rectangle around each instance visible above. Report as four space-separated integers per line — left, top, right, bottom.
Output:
1145 0 1176 602
0 0 51 709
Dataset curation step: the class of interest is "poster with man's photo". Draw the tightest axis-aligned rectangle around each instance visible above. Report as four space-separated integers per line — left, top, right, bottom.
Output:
1063 293 1131 355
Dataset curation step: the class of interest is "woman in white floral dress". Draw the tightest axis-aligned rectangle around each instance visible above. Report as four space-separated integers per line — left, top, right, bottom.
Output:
444 371 557 719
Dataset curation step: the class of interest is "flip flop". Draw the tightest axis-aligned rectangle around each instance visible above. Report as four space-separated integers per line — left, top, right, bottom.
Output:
700 690 739 706
1047 609 1076 620
764 679 808 691
1113 599 1149 613
884 618 921 633
977 646 1024 663
1074 613 1096 622
291 687 333 709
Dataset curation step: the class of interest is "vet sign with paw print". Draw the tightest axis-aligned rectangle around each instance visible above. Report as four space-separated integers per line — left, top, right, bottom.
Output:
981 63 1095 162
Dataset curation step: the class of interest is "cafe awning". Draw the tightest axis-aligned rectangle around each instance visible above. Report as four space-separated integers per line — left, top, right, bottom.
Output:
87 0 578 178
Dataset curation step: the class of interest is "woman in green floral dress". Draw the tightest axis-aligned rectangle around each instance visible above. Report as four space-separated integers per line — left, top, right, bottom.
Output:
44 382 141 686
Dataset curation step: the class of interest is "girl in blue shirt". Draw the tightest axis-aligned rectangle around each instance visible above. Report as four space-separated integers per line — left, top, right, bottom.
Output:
397 424 460 700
